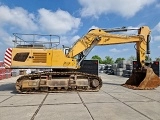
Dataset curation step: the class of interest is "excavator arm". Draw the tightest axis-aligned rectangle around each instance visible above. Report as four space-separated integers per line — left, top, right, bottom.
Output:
67 26 150 68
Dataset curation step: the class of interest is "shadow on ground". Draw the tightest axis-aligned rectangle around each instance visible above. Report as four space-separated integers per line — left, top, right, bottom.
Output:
103 82 122 86
0 83 18 94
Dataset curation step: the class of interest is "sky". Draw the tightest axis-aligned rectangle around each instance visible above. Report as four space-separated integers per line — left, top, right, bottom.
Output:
0 0 160 61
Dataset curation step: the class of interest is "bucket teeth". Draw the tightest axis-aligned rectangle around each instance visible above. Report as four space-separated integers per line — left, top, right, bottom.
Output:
122 67 160 90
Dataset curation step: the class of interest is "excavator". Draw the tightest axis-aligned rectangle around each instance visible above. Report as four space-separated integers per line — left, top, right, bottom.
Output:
4 26 160 93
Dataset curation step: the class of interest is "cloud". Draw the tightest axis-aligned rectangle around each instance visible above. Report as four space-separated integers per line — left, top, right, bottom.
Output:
153 22 160 33
70 35 80 43
156 3 160 8
0 6 82 35
78 0 156 18
38 8 81 35
152 22 160 42
0 28 14 46
109 48 128 53
153 35 160 41
0 5 81 48
109 48 120 53
0 5 38 31
0 5 38 47
58 35 81 47
89 26 99 30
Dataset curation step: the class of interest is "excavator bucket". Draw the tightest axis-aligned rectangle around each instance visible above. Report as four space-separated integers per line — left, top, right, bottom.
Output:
122 67 160 90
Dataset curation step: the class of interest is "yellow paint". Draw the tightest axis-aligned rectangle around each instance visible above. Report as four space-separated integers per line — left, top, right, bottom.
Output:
11 26 150 69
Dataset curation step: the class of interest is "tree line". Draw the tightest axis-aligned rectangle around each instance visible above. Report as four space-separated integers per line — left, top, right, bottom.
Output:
91 55 160 64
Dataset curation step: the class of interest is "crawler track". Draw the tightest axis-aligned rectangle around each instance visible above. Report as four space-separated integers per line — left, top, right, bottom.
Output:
16 72 102 93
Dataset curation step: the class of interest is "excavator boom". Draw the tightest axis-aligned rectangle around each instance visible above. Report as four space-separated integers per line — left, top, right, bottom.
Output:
67 26 150 68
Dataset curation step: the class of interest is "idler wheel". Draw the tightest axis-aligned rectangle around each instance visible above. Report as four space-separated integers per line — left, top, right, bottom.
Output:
91 79 100 88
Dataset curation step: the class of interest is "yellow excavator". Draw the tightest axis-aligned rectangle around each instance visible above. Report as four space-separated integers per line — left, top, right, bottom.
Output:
4 26 160 93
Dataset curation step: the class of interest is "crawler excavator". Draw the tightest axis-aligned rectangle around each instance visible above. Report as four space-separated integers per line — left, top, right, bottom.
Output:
4 26 160 93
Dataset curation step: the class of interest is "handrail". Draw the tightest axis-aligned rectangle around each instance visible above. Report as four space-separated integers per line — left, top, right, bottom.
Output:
12 33 60 49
